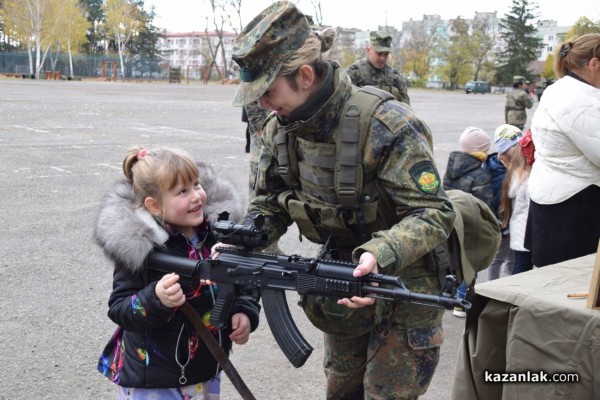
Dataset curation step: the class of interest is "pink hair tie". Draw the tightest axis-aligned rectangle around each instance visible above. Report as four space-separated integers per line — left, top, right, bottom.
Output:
137 149 148 160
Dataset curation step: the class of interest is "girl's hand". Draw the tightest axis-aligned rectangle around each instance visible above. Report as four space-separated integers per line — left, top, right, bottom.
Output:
229 313 251 345
209 242 237 259
155 273 185 308
204 243 238 285
337 252 378 308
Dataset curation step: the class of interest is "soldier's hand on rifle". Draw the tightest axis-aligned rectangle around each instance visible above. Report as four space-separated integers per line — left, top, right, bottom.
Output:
337 252 379 309
155 273 185 308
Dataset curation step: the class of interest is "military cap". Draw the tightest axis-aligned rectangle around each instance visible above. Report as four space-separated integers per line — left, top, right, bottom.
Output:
231 1 310 106
513 75 526 84
370 31 392 52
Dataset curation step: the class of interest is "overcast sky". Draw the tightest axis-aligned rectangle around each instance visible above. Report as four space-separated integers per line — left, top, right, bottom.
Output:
144 0 597 33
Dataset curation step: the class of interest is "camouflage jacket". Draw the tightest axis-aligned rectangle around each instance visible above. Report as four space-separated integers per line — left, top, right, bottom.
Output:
245 61 454 276
347 58 410 104
505 88 533 128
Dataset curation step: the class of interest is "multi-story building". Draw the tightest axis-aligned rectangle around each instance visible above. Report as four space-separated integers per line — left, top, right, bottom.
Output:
536 20 570 60
157 31 236 80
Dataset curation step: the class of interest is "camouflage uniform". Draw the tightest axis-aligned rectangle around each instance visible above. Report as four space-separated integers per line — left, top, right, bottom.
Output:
232 3 455 399
505 76 533 130
347 31 410 105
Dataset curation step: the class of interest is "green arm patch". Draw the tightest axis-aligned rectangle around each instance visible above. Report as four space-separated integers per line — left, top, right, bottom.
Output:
409 161 440 195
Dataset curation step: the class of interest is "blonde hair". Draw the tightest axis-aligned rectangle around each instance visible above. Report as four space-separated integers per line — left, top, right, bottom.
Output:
122 146 199 209
278 28 336 81
554 33 600 78
499 145 531 228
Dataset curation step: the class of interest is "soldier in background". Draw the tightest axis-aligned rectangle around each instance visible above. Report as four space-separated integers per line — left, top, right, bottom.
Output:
505 75 534 130
347 31 410 104
242 100 268 153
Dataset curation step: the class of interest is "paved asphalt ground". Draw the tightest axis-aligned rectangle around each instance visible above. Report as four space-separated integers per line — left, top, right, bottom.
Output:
0 78 535 399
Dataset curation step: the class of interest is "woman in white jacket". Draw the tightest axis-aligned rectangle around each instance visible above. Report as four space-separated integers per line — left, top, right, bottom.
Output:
525 33 600 267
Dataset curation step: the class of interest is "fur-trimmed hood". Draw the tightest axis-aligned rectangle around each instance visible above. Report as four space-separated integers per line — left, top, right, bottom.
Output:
94 161 246 274
94 179 169 274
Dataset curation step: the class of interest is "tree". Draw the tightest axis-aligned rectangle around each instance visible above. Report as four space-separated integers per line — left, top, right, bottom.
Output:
129 1 163 78
399 17 444 81
38 0 89 76
564 16 600 40
203 0 230 81
438 17 473 89
0 0 19 51
102 0 144 78
63 1 90 76
79 0 105 54
469 16 496 81
541 54 555 80
1 0 71 78
495 0 542 84
309 0 323 27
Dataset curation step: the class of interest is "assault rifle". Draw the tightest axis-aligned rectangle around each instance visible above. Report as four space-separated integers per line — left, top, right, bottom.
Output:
145 214 470 368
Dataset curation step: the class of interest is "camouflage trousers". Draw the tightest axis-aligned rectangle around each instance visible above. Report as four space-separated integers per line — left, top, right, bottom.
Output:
323 322 443 400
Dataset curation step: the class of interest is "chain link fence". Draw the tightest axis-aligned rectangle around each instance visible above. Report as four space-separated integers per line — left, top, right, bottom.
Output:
0 52 229 82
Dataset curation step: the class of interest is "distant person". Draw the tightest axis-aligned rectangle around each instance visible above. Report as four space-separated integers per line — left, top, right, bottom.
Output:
525 33 600 267
94 146 260 399
244 99 282 254
505 75 534 130
443 126 493 317
495 125 533 275
347 31 410 104
242 100 268 153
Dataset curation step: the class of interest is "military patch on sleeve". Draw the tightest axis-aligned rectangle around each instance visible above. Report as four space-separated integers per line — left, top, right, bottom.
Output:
409 161 440 195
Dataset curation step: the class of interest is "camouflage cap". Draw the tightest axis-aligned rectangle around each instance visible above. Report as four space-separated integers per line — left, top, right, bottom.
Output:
231 1 310 106
370 31 392 52
513 75 526 84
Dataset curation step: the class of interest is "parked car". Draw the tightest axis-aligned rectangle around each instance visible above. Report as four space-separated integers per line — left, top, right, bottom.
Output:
465 81 491 94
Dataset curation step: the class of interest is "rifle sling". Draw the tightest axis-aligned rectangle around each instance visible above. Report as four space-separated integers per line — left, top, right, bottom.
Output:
180 302 256 400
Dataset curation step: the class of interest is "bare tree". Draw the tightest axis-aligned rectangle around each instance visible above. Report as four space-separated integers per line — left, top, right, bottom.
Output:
469 16 496 81
309 0 323 26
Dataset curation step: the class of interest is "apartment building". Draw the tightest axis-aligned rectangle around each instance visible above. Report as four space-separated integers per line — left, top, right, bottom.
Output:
157 31 236 79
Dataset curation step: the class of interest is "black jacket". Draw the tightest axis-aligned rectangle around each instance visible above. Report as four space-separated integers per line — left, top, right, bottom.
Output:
94 177 259 388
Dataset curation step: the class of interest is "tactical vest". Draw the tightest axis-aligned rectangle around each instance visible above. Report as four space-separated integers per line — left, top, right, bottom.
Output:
357 61 403 103
275 86 395 248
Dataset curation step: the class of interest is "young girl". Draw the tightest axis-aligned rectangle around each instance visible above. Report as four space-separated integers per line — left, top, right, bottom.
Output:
496 126 533 275
94 146 260 400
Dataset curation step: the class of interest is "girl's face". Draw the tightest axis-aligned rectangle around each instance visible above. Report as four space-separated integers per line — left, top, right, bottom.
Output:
258 74 311 117
499 145 516 168
155 177 207 238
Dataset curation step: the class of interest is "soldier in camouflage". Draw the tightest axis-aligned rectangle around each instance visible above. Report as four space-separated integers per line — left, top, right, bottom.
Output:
505 75 534 130
231 2 455 399
347 31 410 104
